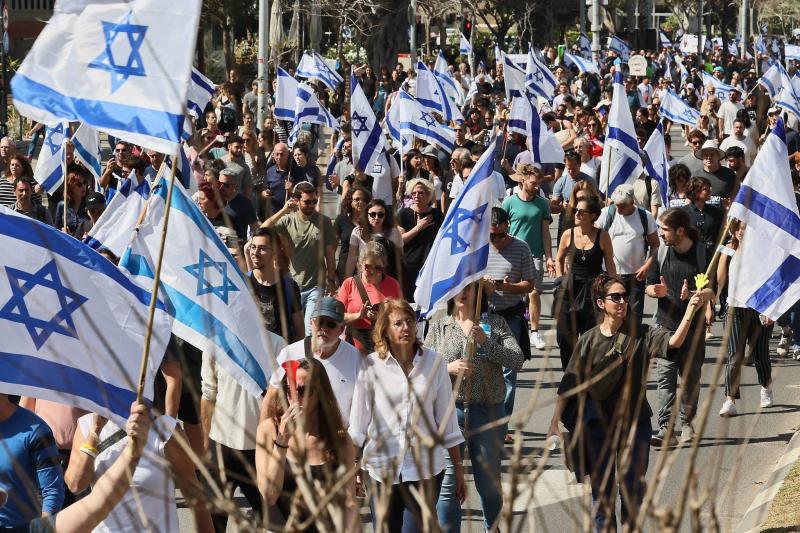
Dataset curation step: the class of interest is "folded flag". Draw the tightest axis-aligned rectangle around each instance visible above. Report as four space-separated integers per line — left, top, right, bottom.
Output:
563 52 600 75
288 82 339 146
274 67 299 122
350 73 387 174
183 67 216 140
526 50 558 99
503 55 527 102
642 122 669 206
296 51 343 91
508 91 564 164
33 122 70 195
85 171 151 257
416 60 463 123
658 88 701 127
72 123 102 191
460 33 472 56
600 72 642 195
434 51 465 107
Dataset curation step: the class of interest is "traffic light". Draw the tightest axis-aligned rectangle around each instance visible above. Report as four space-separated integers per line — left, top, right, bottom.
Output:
462 18 472 39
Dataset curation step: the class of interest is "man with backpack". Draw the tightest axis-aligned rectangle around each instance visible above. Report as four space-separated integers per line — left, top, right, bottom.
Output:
596 184 659 333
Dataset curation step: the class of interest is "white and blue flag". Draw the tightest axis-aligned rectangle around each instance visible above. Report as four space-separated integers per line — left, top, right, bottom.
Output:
460 32 472 56
660 30 673 48
642 122 669 206
85 172 151 257
33 122 69 195
288 82 339 146
756 62 787 98
434 52 465 107
415 61 463 123
775 74 800 120
296 51 343 91
414 137 499 316
183 68 216 139
350 73 387 174
600 72 643 195
121 177 278 396
563 52 600 75
274 67 299 122
508 91 564 164
608 35 631 61
702 72 735 100
755 35 768 55
525 50 557 100
727 119 800 320
386 90 455 153
579 33 592 57
503 55 527 102
164 145 194 190
12 0 201 154
659 88 701 127
72 123 102 190
677 59 689 89
785 44 800 62
0 205 171 425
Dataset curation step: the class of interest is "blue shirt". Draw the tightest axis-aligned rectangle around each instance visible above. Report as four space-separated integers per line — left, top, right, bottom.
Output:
0 407 64 526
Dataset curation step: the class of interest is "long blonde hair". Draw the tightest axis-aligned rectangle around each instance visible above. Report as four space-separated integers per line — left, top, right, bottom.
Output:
371 298 422 359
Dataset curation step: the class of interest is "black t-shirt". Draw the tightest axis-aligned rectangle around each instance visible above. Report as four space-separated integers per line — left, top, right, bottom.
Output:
248 272 302 338
681 203 724 250
691 165 738 204
647 241 708 330
334 214 356 282
225 193 258 241
397 207 444 269
343 174 373 195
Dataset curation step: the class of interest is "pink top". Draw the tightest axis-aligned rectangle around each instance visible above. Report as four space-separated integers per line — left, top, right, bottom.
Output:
34 399 88 450
337 274 401 349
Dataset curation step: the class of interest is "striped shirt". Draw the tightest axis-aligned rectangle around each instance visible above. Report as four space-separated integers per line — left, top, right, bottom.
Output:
0 178 16 207
486 236 534 311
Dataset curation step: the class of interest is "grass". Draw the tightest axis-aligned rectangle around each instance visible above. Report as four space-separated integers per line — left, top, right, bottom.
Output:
760 457 800 532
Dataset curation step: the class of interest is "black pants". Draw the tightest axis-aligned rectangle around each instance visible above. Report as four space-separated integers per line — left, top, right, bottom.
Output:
370 472 444 533
209 442 263 532
555 277 597 371
725 307 773 398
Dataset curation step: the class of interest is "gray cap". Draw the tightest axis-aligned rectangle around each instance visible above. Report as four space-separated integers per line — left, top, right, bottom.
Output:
611 184 635 204
311 297 345 323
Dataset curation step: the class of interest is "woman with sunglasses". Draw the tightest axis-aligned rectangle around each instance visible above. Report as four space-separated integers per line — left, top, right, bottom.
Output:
554 196 616 370
257 358 357 531
344 199 403 279
397 178 443 301
398 149 429 208
334 186 371 283
667 163 691 208
584 117 605 158
55 168 90 237
560 180 601 235
349 298 465 532
547 274 704 533
338 241 401 354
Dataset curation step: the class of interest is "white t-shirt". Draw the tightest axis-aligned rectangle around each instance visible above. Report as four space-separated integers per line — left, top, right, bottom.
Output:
718 101 744 135
371 152 399 206
596 206 657 275
580 157 600 179
78 415 179 533
719 135 757 166
269 339 361 424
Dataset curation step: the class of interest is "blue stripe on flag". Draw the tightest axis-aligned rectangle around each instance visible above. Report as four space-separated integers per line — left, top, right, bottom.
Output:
1 351 138 419
0 211 162 310
733 185 800 240
608 156 640 194
607 126 640 154
73 139 101 177
41 164 64 194
356 127 383 173
426 244 490 305
398 122 454 151
746 254 800 312
530 109 542 162
13 74 183 143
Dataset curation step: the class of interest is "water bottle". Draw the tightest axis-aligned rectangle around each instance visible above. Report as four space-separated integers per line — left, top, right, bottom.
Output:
476 312 491 358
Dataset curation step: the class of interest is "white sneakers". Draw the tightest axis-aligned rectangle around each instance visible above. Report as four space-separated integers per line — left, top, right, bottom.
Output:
719 399 738 417
530 330 546 350
719 389 774 417
760 387 774 408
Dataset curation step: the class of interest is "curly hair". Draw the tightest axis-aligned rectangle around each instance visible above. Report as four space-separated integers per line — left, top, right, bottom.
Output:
591 273 626 310
371 298 422 360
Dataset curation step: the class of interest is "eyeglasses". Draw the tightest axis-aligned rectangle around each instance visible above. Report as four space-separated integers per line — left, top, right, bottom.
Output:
364 263 385 273
588 123 599 127
314 317 339 329
301 198 318 205
368 211 385 219
489 232 507 241
604 292 629 303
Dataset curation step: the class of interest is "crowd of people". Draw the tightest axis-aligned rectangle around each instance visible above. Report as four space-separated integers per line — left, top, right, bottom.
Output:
2 28 800 533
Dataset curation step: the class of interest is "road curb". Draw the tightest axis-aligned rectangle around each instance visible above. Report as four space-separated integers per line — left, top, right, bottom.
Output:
735 429 800 532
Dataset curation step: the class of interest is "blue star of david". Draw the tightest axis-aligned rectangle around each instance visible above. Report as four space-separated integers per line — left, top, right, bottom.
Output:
183 249 239 304
351 111 370 137
0 260 88 350
442 204 488 254
88 11 148 93
682 109 696 121
420 111 437 128
534 69 545 84
43 123 66 157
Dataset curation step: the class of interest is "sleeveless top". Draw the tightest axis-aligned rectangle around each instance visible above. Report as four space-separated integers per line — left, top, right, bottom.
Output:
568 226 604 279
272 459 337 532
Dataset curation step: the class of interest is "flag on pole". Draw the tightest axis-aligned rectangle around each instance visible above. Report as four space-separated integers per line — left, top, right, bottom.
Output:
434 51 465 107
296 51 343 91
677 59 689 89
0 206 171 425
658 88 701 127
579 33 592 57
182 67 216 139
274 67 299 122
84 173 151 257
414 137 499 316
755 35 768 55
642 122 669 206
775 77 800 120
386 90 455 153
508 91 564 164
120 177 278 396
727 119 800 320
459 33 472 56
702 72 735 100
608 35 631 61
600 72 643 196
288 83 339 146
350 73 387 174
563 52 600 75
415 61 463 123
164 145 193 189
660 30 673 48
494 44 502 64
72 124 102 191
11 0 201 154
525 50 558 100
33 122 69 195
503 55 527 102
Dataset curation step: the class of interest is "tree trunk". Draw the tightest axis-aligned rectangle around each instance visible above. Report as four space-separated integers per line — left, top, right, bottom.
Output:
625 0 637 33
223 15 234 72
366 1 411 70
196 25 206 73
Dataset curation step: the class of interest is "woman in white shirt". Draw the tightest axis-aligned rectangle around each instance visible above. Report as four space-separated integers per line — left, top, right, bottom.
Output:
349 298 466 532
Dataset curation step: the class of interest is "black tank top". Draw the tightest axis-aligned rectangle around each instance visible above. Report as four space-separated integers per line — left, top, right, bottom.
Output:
568 226 605 278
274 459 335 532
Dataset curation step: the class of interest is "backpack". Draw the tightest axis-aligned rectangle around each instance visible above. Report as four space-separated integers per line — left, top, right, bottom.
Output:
602 203 651 251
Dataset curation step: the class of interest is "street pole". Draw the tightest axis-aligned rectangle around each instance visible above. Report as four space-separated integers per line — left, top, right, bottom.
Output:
579 0 586 35
590 0 602 66
409 0 417 65
739 0 749 60
257 0 269 128
697 0 704 68
0 0 8 137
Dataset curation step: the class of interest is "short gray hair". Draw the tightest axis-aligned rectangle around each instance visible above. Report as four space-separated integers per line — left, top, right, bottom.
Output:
358 240 387 267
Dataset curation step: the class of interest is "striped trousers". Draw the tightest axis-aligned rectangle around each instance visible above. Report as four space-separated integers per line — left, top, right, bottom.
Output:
725 307 774 399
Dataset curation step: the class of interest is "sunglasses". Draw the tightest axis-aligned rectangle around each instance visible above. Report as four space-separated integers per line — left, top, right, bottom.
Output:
604 292 629 303
489 232 507 241
301 198 318 205
314 317 339 329
284 383 314 397
364 263 385 273
368 211 385 219
574 208 592 217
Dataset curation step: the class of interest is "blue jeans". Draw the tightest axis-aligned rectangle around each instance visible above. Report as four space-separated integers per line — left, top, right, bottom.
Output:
27 127 44 158
370 472 444 533
437 403 504 532
299 286 320 336
503 313 527 423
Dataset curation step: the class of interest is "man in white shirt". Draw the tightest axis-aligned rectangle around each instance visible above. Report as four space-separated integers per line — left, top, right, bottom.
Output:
596 184 660 332
637 77 653 106
719 119 756 166
260 297 361 425
717 87 744 140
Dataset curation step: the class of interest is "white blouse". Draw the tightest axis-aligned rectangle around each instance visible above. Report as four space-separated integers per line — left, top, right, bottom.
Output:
348 347 464 484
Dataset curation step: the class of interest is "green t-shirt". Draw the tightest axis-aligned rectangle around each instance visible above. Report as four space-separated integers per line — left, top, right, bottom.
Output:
502 193 552 257
276 212 335 290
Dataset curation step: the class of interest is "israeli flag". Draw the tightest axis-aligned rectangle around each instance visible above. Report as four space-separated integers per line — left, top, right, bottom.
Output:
503 55 527 102
12 0 201 155
164 145 193 190
296 51 343 91
121 177 279 396
326 136 345 179
677 59 689 89
662 54 673 82
72 123 102 190
775 75 800 120
755 35 768 55
416 61 463 123
727 119 800 320
642 122 669 206
182 68 216 140
414 136 498 317
494 44 502 63
85 173 151 257
658 88 701 127
288 82 339 146
0 206 171 425
460 32 472 56
525 50 557 100
600 72 643 195
608 35 631 61
350 73 387 174
33 122 69 195
434 52 465 107
786 44 800 62
563 52 600 75
579 33 592 57
758 63 788 99
464 80 479 104
660 30 673 48
386 90 455 154
275 67 299 122
508 91 564 164
702 72 735 100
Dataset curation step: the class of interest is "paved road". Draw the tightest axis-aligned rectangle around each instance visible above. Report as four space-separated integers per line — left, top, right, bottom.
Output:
179 125 800 531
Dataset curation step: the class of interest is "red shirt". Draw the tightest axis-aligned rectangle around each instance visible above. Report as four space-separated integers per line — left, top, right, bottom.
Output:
337 274 401 349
